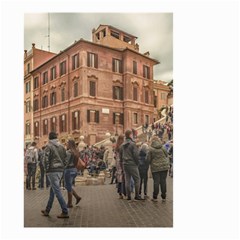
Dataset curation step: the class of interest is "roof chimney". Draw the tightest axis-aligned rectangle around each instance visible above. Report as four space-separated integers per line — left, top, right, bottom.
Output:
32 43 35 48
24 50 27 58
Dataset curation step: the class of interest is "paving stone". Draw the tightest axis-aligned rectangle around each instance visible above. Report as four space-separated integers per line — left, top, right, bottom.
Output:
24 176 173 227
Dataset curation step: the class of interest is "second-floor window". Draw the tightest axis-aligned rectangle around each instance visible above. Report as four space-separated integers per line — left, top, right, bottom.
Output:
133 87 138 101
87 110 99 123
60 61 66 76
112 58 122 73
25 81 31 93
74 82 78 97
34 77 39 89
33 99 39 111
133 61 137 74
43 71 48 84
113 86 123 100
50 66 56 80
87 52 98 68
113 112 124 125
72 111 80 130
50 92 57 105
72 53 79 70
34 121 39 137
25 122 31 135
59 114 67 132
42 95 48 108
133 113 138 124
25 100 31 113
143 65 150 79
50 117 57 132
89 81 96 97
43 119 48 135
145 90 149 104
61 88 65 102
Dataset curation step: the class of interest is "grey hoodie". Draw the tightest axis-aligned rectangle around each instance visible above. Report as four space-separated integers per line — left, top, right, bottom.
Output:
44 139 67 173
119 138 139 167
147 140 170 172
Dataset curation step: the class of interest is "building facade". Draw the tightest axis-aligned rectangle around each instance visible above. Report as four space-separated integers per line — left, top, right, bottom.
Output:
28 25 170 146
24 44 56 147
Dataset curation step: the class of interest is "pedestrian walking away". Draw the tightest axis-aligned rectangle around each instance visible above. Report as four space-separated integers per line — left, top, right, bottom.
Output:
147 136 170 203
41 132 69 218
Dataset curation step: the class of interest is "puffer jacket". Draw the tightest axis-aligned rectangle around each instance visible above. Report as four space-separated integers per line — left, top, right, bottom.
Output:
147 139 169 173
44 139 67 173
119 138 139 167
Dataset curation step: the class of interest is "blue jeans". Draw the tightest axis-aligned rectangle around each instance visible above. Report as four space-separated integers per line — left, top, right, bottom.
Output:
46 172 68 214
64 168 77 192
123 165 140 198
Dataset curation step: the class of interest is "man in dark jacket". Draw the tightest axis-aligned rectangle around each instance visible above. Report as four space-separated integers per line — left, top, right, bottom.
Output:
41 132 69 218
119 130 144 201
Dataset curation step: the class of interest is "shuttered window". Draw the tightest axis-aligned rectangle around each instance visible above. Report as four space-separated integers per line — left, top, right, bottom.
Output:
34 121 39 137
50 66 56 80
90 81 96 96
113 86 123 100
50 117 57 132
112 58 122 73
42 95 48 108
50 92 57 105
145 90 149 104
72 111 80 130
74 82 78 97
60 61 66 76
43 71 48 84
72 53 79 70
133 61 137 74
43 119 48 135
133 87 138 101
59 114 67 133
33 99 39 111
87 52 98 68
143 65 150 79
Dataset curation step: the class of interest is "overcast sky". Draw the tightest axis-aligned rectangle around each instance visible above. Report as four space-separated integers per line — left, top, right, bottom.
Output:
24 13 172 82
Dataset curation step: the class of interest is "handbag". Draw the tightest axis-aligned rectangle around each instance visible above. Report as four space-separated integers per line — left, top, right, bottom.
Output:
76 157 86 171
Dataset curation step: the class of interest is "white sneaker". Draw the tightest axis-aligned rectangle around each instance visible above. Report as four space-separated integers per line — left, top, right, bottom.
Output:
151 198 158 202
162 199 166 203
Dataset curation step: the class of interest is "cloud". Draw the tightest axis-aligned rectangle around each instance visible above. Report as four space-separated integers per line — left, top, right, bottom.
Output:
24 13 173 81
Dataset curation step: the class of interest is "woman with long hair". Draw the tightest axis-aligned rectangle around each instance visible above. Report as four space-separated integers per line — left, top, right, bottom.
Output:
64 140 81 208
114 135 126 199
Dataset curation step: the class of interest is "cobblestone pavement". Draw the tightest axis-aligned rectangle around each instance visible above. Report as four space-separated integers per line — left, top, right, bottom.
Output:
24 176 173 227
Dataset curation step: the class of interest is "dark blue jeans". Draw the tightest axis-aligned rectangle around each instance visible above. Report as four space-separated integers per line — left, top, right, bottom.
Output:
152 170 168 200
26 163 37 189
64 168 77 192
45 172 68 214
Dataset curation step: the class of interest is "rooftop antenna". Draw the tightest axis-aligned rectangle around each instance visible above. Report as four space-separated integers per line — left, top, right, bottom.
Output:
47 13 50 51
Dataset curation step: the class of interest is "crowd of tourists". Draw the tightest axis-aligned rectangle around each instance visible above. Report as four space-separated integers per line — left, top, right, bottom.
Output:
24 108 173 219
